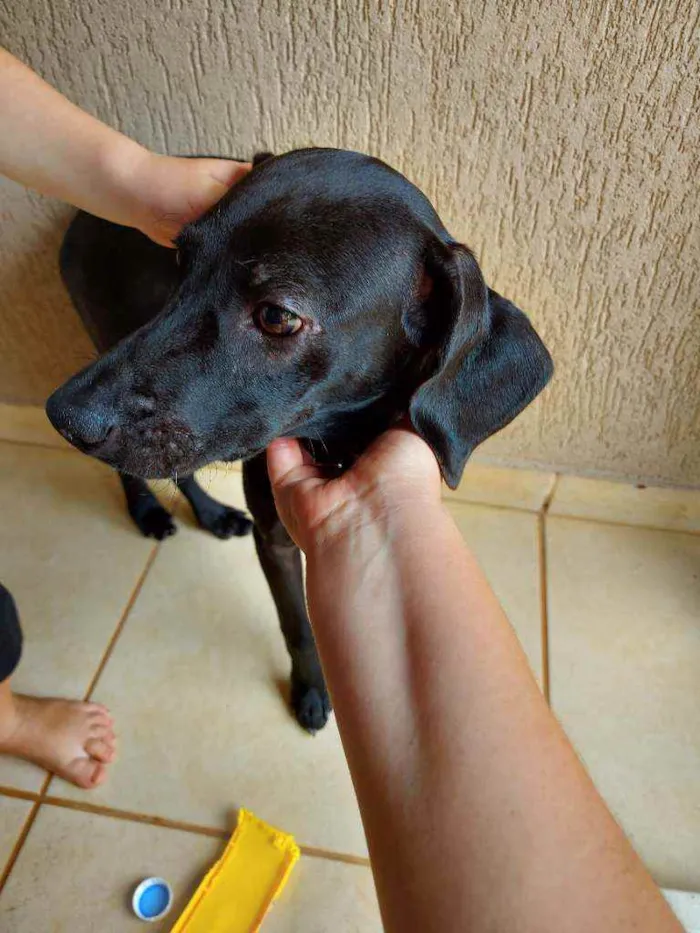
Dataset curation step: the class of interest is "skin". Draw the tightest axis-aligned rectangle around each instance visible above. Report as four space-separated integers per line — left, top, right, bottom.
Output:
266 428 682 933
0 48 250 247
47 144 551 738
0 50 679 928
47 147 551 485
45 146 552 753
46 148 437 479
0 681 116 789
0 47 249 786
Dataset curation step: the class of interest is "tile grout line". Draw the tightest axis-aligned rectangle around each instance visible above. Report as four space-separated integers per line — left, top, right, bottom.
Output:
46 796 231 839
0 748 76 890
538 476 558 705
38 546 161 806
0 797 42 894
542 473 559 512
0 786 371 868
444 497 544 517
81 544 160 704
545 510 700 538
541 474 559 515
299 845 370 867
2 433 698 533
0 786 40 803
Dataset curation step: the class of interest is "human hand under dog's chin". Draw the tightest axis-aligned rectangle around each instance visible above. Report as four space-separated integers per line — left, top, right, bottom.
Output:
266 425 443 555
125 151 252 247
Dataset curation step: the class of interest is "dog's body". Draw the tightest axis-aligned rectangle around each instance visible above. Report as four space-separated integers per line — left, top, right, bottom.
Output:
47 148 553 732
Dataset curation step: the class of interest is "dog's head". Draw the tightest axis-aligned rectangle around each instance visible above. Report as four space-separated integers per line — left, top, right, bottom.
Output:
46 148 552 487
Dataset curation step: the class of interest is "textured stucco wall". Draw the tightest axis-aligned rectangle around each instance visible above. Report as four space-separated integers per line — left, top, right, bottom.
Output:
1 0 698 485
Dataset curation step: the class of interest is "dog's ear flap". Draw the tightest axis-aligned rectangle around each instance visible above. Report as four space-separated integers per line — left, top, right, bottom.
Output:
406 241 553 489
252 151 275 166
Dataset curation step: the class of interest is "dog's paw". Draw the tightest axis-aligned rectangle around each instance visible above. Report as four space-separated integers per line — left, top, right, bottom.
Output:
198 506 253 540
291 678 332 734
133 505 177 541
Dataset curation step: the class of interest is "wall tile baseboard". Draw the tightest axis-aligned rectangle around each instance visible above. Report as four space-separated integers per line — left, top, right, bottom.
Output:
2 404 697 532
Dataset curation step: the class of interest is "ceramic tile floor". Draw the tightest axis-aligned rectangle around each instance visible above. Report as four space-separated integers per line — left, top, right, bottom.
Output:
0 429 698 930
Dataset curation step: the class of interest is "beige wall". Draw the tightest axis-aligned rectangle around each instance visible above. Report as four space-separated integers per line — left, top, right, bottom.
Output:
1 0 698 486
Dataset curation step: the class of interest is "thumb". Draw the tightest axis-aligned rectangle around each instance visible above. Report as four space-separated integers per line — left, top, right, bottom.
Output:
197 158 252 190
266 439 334 547
266 438 316 491
266 437 320 516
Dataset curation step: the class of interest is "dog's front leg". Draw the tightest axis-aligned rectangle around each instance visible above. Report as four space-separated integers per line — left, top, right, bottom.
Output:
119 473 176 540
243 454 331 733
176 475 252 539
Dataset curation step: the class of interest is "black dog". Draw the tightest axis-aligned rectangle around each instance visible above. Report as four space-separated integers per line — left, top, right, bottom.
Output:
46 148 553 733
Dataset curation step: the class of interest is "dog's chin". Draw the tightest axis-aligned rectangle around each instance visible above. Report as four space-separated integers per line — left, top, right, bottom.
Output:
95 441 205 480
98 443 260 480
96 451 201 480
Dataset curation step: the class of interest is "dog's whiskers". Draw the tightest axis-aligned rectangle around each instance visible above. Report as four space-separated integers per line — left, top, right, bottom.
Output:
159 478 178 509
313 429 330 461
203 465 215 493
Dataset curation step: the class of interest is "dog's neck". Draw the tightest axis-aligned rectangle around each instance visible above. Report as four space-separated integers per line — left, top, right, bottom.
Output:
299 346 439 468
300 385 413 469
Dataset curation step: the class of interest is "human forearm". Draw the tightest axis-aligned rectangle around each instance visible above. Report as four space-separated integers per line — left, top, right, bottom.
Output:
306 501 680 933
0 49 151 228
0 49 249 244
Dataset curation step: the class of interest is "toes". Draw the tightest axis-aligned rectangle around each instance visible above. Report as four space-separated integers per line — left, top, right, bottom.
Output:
134 506 177 540
233 516 254 537
199 507 253 539
217 511 253 538
87 706 113 726
85 737 116 763
66 757 108 789
89 720 115 742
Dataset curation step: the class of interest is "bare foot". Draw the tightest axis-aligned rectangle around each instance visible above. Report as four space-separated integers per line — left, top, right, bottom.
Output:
0 696 116 789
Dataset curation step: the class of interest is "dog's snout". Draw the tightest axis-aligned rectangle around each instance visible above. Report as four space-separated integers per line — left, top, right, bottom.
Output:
46 392 116 450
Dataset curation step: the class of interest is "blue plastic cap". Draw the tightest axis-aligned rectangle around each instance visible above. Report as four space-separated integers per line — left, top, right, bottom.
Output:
132 877 173 922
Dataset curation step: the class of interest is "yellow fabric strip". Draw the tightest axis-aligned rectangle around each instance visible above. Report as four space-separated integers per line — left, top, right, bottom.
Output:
171 809 300 933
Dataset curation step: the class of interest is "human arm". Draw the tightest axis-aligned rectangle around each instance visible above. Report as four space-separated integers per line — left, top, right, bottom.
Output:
0 48 250 245
267 430 681 933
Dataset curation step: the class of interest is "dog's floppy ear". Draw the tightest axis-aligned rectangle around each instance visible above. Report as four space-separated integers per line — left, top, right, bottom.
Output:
406 240 553 489
252 151 275 166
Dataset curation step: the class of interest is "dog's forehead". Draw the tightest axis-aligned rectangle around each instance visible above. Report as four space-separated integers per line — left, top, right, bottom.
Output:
188 149 447 247
235 148 430 212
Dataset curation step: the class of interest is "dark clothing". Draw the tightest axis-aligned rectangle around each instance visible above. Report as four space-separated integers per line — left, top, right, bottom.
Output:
0 583 22 682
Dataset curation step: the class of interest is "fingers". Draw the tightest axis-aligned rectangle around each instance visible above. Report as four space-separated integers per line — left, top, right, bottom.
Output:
142 156 252 246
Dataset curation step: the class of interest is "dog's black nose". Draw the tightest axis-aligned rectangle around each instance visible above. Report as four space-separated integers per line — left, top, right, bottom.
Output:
46 393 115 449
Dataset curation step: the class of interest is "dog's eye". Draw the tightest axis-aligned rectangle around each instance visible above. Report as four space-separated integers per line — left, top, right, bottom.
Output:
255 304 303 336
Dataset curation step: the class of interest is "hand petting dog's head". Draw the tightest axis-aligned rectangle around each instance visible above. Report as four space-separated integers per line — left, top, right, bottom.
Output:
47 148 552 486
